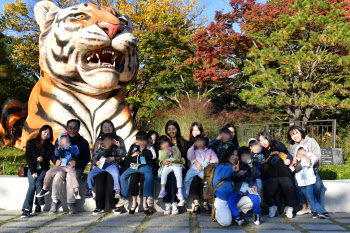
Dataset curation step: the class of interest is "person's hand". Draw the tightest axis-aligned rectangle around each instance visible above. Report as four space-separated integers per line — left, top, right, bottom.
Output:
237 170 245 177
217 135 222 141
37 156 43 162
305 157 311 164
130 163 134 167
292 158 297 166
193 142 197 149
69 160 76 167
113 139 120 147
247 160 253 167
55 160 61 166
96 161 102 167
106 157 115 163
147 145 151 150
195 161 203 171
32 173 38 179
162 160 170 165
252 185 258 193
232 161 240 172
132 151 140 157
284 159 291 166
261 158 266 164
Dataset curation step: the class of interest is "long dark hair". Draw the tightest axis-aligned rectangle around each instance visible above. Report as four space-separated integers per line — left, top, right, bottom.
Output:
34 125 53 148
224 123 239 148
288 125 306 145
257 131 276 156
165 120 185 155
148 130 159 146
221 146 238 164
189 122 205 146
97 120 118 139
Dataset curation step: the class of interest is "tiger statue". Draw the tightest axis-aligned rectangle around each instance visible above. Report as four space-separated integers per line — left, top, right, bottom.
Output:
20 1 139 149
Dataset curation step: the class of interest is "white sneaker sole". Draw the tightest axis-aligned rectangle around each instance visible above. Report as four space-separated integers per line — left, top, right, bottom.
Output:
36 191 50 198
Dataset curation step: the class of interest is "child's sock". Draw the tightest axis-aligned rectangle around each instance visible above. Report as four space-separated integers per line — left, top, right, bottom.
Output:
161 186 165 191
177 188 182 193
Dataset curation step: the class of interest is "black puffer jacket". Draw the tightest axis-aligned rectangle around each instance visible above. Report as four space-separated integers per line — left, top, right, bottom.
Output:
125 143 154 168
25 139 54 174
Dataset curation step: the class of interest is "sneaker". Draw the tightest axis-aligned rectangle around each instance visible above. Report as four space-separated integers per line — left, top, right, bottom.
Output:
269 205 277 218
116 198 129 208
34 205 41 215
113 207 123 215
284 206 294 219
49 200 62 215
68 203 78 214
115 190 121 199
192 205 200 215
318 212 330 219
164 203 171 215
253 213 260 225
158 190 167 198
93 209 101 215
235 217 246 226
74 191 81 199
176 192 184 200
85 190 93 198
296 208 311 216
178 198 186 207
172 203 179 215
203 204 211 214
21 209 30 218
147 196 154 207
36 189 49 198
312 211 318 218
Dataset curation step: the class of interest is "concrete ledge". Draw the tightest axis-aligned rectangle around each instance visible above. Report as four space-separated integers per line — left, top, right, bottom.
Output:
0 176 349 212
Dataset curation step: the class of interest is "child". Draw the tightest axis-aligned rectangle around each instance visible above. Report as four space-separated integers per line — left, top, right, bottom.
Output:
227 146 262 226
183 134 219 214
85 133 126 200
158 136 184 200
37 133 81 199
115 131 154 215
209 128 235 161
294 145 329 219
247 138 265 201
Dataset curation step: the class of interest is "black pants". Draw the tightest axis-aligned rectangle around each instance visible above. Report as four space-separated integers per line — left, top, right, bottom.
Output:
95 172 117 210
129 173 145 196
163 172 179 203
264 177 298 208
189 175 203 201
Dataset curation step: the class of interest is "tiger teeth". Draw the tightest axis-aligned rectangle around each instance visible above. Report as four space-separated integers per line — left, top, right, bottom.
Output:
98 59 101 66
113 61 115 67
96 53 99 59
87 57 91 61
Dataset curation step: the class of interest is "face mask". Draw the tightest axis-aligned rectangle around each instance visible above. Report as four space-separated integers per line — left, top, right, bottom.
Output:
245 158 251 164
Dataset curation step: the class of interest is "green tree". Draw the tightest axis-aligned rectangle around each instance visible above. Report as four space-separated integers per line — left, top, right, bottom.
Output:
240 0 350 125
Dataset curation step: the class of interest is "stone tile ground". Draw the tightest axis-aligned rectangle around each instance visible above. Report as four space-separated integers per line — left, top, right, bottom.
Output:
0 210 349 233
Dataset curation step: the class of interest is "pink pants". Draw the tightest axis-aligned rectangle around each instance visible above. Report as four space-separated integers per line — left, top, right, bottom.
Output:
44 166 79 189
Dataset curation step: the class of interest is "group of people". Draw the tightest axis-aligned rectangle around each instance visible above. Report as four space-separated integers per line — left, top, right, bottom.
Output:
21 119 329 227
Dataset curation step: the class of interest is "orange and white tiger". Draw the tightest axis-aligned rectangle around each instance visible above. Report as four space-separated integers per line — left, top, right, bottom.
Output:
21 1 139 149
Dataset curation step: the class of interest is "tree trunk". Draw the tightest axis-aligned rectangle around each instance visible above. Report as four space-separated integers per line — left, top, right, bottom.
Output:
302 107 314 126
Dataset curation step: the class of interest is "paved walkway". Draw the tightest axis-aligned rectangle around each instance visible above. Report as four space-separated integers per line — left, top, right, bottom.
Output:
0 210 349 233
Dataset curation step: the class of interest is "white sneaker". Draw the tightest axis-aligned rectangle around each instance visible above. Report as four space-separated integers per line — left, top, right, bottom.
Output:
172 203 179 215
296 208 311 215
253 213 260 225
269 205 277 218
147 196 154 208
285 206 294 218
178 199 186 207
116 198 129 208
164 203 171 215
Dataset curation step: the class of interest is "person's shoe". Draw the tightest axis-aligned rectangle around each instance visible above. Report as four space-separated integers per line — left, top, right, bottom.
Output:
113 207 123 215
176 192 184 200
34 205 42 215
21 209 30 218
36 189 49 198
284 206 294 219
116 198 129 208
68 203 78 214
235 217 247 226
74 191 81 199
253 213 261 225
311 211 318 218
296 208 311 216
178 198 186 207
115 190 121 199
147 196 154 207
164 203 171 215
269 205 277 218
172 203 179 215
85 190 93 198
203 204 211 214
192 205 200 215
49 200 62 215
92 209 101 215
318 212 330 219
158 190 167 198
129 203 138 215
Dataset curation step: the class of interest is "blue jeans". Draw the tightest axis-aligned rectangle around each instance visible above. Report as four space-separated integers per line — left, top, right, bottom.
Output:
295 173 324 204
183 167 203 198
120 165 154 198
87 163 120 191
300 185 326 214
227 192 261 218
22 170 46 211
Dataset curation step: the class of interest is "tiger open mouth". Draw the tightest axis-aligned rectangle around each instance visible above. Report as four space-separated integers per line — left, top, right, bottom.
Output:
83 48 125 72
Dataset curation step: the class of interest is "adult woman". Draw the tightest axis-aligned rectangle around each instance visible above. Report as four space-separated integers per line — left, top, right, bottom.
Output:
257 132 297 219
94 120 125 153
161 120 189 215
188 122 205 146
21 125 54 218
224 123 240 148
288 125 324 215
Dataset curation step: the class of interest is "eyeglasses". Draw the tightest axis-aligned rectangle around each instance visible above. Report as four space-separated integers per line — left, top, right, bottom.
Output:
68 127 79 131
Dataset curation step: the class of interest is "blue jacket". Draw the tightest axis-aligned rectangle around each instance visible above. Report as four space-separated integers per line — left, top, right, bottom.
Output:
213 163 237 201
53 133 80 165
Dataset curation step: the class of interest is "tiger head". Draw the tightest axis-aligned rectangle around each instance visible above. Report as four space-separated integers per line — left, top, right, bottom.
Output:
34 1 139 95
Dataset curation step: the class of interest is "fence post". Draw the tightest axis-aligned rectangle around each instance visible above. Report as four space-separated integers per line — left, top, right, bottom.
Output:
332 119 336 148
266 124 269 133
240 125 244 143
